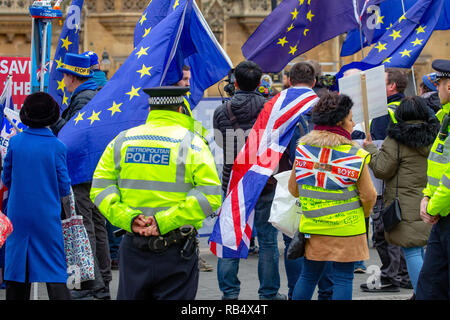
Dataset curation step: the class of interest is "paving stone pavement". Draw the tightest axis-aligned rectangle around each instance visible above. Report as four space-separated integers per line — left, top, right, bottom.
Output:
0 233 413 300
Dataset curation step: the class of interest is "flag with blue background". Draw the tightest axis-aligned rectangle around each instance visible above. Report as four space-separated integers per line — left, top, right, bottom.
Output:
362 0 444 68
241 0 360 73
48 0 84 112
134 0 232 109
341 0 450 56
58 0 230 186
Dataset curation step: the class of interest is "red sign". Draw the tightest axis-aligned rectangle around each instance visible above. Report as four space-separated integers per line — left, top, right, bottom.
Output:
0 57 31 109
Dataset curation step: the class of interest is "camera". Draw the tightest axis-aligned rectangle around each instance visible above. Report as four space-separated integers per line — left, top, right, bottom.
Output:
223 68 236 97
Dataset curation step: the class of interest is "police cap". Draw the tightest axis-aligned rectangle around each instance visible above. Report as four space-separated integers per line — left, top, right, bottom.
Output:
143 86 190 108
432 59 450 79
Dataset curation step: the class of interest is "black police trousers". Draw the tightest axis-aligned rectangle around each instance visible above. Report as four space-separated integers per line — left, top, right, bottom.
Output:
117 233 199 300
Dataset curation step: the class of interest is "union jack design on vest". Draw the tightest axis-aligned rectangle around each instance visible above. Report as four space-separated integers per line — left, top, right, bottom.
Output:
295 144 363 189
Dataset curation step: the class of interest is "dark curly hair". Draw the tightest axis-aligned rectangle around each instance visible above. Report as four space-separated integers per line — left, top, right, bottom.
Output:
311 92 354 126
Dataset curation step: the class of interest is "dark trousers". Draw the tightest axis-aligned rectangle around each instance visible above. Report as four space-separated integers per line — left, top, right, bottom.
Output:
117 234 199 300
5 259 71 300
63 182 112 290
372 196 410 286
416 216 450 300
6 281 71 300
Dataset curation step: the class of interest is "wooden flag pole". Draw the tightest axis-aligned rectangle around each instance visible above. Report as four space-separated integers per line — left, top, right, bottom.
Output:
360 72 370 137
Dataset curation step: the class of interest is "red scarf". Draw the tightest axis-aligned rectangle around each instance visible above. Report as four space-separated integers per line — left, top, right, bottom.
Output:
314 125 352 141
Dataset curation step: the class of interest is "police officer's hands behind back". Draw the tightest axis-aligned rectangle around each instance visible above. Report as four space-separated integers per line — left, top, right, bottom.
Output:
132 215 160 237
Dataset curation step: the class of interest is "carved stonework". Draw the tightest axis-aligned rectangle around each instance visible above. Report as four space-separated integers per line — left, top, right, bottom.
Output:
204 0 225 45
121 0 148 12
103 0 115 12
85 0 97 12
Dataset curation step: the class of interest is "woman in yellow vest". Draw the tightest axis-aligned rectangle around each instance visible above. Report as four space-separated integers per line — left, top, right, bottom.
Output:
288 92 377 300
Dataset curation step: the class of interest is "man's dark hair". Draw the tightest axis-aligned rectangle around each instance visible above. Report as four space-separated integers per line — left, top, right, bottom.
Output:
386 68 408 93
150 104 182 112
289 62 316 86
234 60 262 92
182 65 190 71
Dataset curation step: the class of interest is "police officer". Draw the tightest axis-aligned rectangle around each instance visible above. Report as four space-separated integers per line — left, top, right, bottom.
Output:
416 59 450 300
90 86 222 299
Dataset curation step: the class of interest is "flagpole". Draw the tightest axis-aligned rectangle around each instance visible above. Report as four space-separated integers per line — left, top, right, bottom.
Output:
400 0 418 95
356 0 365 58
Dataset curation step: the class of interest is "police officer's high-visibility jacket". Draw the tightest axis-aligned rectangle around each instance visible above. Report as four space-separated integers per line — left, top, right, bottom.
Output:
90 110 222 235
295 143 370 236
436 102 450 123
423 109 450 217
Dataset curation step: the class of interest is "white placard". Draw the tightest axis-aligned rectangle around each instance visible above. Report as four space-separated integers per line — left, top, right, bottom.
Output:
338 65 388 125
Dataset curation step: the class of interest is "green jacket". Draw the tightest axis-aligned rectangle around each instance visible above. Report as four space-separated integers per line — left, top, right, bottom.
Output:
90 110 222 234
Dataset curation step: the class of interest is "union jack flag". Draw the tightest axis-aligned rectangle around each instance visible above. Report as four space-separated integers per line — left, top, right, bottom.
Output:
208 87 319 258
295 144 364 190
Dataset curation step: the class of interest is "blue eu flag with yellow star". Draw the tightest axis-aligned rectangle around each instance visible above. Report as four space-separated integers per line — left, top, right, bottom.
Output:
48 0 84 112
134 0 232 109
58 0 193 185
341 0 450 56
242 0 360 73
362 0 444 68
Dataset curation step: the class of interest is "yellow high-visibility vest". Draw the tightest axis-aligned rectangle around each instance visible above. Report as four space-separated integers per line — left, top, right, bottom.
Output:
295 143 370 236
423 109 450 217
90 110 222 235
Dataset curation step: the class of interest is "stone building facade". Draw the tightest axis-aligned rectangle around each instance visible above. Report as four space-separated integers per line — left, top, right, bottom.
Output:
1 0 449 95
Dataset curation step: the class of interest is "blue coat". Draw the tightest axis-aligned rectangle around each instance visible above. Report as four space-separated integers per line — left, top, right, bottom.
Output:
2 127 71 283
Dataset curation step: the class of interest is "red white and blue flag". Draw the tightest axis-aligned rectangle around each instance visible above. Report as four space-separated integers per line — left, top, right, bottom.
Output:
295 144 363 190
208 87 319 258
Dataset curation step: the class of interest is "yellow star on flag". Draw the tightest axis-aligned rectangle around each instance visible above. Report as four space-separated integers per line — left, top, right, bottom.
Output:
62 93 69 106
61 36 72 51
374 42 387 52
389 29 402 41
416 25 426 34
299 0 305 5
398 14 406 23
289 44 298 56
306 10 315 22
143 27 151 38
136 64 153 78
411 38 423 47
287 23 294 32
382 57 392 64
186 91 191 98
277 36 288 47
73 112 85 125
399 48 412 58
173 0 179 10
291 8 299 20
136 46 149 59
55 57 64 69
386 23 393 30
139 12 147 25
126 86 141 100
57 78 65 92
376 14 384 25
87 110 101 125
108 101 123 116
303 28 310 36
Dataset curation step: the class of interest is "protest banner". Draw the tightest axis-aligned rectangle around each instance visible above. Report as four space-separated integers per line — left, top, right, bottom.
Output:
0 57 31 110
0 108 26 160
338 65 388 136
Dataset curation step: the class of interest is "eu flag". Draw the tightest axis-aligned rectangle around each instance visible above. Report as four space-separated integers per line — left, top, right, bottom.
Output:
48 0 84 111
241 0 360 73
58 0 193 186
134 0 232 109
341 0 450 56
362 0 444 68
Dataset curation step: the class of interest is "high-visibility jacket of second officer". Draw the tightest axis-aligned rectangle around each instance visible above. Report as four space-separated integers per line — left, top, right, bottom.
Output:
90 109 222 236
